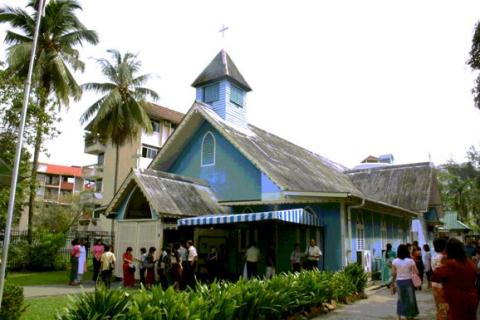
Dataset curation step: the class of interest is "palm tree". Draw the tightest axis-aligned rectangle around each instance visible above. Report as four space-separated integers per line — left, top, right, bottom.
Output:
80 49 158 194
0 0 99 241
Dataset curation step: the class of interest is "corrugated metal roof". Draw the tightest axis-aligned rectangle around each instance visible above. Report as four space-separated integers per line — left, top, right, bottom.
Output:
191 50 252 91
109 169 227 217
345 163 435 213
144 103 184 124
440 211 470 231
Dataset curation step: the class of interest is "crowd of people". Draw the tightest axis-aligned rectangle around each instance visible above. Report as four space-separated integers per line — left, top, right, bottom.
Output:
71 237 323 290
121 240 200 290
382 238 480 320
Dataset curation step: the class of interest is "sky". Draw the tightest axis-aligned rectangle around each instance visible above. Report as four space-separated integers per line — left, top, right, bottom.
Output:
1 0 480 169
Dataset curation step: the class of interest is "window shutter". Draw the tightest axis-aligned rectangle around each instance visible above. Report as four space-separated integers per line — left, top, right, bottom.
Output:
230 85 244 106
204 84 219 103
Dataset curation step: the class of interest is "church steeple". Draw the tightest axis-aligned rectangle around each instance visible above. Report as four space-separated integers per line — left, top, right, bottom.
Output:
192 50 251 128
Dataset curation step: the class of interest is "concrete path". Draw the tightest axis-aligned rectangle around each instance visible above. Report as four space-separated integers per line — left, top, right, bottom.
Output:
314 286 436 320
23 280 122 298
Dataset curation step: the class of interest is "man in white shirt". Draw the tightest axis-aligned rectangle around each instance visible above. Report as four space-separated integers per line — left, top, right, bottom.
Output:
185 240 198 289
305 239 322 270
245 242 260 278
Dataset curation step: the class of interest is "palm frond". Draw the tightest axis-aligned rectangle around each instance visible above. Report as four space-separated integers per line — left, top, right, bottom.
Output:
80 95 106 124
134 87 159 101
58 29 99 47
4 30 32 45
132 73 156 86
81 82 117 94
6 42 32 71
0 6 35 37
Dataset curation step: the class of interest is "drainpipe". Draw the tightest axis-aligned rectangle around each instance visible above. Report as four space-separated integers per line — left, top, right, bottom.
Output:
346 198 365 265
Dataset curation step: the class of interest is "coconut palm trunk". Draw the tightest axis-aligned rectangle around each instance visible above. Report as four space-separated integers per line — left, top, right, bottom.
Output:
114 144 119 194
27 120 43 242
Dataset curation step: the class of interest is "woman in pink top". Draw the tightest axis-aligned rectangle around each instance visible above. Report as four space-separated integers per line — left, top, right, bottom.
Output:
392 244 419 319
69 239 81 285
92 239 104 282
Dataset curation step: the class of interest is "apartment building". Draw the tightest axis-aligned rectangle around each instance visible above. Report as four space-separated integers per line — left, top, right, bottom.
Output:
17 162 90 231
83 103 184 231
36 163 87 204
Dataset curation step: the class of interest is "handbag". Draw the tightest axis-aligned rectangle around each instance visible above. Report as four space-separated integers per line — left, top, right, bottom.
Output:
128 263 136 273
411 271 422 288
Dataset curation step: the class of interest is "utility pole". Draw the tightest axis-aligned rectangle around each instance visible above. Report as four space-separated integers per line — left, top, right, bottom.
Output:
0 0 45 309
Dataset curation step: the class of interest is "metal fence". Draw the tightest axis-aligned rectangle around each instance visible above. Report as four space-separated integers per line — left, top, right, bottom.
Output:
1 230 114 270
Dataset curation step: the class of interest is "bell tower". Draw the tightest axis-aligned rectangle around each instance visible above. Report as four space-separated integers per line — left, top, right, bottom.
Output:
191 50 252 128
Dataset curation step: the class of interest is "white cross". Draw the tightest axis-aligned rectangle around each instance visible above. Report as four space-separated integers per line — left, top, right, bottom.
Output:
219 24 229 39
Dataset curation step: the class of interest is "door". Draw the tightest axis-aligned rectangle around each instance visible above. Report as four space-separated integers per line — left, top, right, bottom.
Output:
114 220 162 278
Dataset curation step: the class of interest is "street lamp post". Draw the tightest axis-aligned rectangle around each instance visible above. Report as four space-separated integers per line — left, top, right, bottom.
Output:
0 0 45 309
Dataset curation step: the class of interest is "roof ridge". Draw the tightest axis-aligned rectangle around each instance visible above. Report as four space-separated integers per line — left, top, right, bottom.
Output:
138 168 209 187
345 162 433 173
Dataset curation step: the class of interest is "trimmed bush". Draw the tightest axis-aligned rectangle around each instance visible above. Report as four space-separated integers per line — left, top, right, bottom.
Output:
58 268 368 320
1 282 25 320
7 240 30 271
343 263 368 293
28 233 66 271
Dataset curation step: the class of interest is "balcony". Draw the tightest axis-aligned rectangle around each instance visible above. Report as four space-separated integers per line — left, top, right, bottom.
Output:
82 164 104 180
84 133 106 155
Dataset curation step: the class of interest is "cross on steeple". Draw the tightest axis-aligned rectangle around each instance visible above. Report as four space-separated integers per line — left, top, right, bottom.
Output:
219 24 229 39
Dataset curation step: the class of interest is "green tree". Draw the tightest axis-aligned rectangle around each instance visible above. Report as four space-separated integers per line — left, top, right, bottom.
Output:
34 192 95 233
80 50 158 193
0 0 99 241
469 22 480 109
0 65 31 229
438 146 480 231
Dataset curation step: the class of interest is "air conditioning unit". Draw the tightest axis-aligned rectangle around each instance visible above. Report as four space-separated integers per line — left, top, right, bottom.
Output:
356 250 372 273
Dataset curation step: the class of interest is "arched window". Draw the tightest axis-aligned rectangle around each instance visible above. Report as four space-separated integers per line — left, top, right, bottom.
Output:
304 206 316 215
125 187 152 220
201 132 215 166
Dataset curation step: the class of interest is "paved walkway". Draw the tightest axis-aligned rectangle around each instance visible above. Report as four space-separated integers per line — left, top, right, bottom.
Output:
314 286 436 320
23 280 122 298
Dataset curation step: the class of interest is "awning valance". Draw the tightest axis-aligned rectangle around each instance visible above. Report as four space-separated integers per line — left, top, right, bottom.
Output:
177 208 321 227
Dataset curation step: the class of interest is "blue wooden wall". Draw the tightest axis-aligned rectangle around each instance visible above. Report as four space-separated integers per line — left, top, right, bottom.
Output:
167 122 263 202
350 208 410 263
233 202 343 271
196 79 247 128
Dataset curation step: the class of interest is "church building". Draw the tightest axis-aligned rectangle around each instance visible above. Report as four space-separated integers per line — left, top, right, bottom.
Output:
106 50 442 278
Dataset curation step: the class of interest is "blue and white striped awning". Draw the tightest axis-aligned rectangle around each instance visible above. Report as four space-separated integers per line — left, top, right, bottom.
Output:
177 208 321 227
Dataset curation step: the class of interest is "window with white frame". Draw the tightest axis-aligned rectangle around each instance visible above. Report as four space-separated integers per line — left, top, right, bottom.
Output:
201 132 215 166
356 219 365 250
141 145 159 159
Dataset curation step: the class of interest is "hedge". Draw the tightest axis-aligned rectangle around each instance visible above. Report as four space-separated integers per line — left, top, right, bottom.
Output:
58 264 367 320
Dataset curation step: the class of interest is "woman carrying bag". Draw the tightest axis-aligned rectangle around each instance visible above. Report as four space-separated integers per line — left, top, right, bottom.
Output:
391 244 419 320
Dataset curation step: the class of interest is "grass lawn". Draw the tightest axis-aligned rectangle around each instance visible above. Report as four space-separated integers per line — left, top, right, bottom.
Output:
8 269 94 286
21 296 70 320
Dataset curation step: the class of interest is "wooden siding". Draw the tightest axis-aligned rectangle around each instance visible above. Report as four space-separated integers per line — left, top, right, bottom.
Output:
196 80 248 128
167 122 262 201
